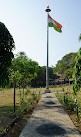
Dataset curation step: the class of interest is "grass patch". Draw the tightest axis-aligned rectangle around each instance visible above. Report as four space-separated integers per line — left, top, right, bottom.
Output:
0 88 41 135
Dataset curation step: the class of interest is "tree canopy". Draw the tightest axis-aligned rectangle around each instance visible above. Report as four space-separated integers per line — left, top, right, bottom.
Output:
9 52 39 88
55 52 77 81
0 22 15 86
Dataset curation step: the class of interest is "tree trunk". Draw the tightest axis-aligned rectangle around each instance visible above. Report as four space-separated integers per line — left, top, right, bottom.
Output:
14 83 16 113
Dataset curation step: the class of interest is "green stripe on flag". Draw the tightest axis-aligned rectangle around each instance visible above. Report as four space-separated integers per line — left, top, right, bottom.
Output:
48 22 53 27
48 22 62 33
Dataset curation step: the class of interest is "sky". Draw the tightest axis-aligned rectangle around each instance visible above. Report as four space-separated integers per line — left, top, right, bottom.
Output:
0 0 81 67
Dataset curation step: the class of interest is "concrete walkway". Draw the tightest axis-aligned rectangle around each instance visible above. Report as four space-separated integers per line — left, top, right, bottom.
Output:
19 92 81 137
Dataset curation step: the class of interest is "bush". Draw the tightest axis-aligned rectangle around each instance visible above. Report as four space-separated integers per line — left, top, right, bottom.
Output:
56 93 80 121
15 92 40 118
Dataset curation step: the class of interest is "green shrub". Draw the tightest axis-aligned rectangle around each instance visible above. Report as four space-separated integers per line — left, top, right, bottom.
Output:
0 128 6 135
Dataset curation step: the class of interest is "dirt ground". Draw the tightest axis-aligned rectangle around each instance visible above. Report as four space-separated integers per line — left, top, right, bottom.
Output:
3 112 33 137
65 108 81 134
69 112 81 134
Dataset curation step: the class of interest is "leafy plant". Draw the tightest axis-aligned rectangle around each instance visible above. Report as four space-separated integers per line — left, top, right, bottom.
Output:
74 99 80 122
72 48 81 94
15 92 40 118
0 128 6 135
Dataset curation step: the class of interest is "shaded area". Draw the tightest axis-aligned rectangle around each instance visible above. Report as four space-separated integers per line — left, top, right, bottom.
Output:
41 100 55 105
45 96 55 98
45 101 55 105
0 106 19 129
36 123 66 136
0 106 19 112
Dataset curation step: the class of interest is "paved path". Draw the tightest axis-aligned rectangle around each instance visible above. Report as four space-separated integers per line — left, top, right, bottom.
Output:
19 92 81 137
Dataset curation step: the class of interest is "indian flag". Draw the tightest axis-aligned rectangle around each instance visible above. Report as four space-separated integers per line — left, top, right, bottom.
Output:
48 14 62 33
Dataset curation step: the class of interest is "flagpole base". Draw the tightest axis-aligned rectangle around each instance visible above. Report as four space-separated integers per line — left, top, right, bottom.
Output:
45 88 51 93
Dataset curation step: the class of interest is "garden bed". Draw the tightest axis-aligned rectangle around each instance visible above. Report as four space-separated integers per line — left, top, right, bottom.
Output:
56 92 81 134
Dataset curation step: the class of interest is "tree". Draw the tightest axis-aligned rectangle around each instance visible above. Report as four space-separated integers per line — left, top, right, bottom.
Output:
9 52 32 113
9 70 21 112
31 66 58 87
49 67 59 84
55 53 77 81
10 52 39 88
73 35 81 94
0 22 15 87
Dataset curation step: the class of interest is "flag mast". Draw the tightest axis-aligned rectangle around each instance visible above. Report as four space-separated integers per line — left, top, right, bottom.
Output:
45 6 51 93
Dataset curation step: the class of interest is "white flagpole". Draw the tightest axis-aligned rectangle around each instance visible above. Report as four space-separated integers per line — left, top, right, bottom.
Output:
45 6 51 93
